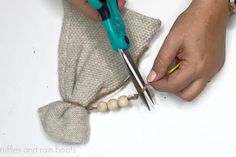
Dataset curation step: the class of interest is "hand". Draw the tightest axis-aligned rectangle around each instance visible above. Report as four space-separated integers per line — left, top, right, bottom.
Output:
66 0 126 21
147 0 230 101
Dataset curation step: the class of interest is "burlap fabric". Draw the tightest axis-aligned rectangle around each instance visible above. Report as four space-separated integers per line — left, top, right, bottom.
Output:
38 1 161 144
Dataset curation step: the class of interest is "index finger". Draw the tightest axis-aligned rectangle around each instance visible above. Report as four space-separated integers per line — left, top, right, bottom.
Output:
150 61 198 93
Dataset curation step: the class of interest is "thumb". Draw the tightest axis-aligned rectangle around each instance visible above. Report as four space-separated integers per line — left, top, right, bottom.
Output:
147 36 181 83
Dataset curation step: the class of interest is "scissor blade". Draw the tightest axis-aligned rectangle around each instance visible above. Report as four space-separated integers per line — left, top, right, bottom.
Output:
119 49 155 110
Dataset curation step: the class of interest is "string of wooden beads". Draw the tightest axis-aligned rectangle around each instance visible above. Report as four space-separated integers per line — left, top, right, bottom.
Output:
97 95 139 112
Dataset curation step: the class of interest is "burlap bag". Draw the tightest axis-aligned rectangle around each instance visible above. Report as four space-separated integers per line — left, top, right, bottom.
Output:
38 1 161 144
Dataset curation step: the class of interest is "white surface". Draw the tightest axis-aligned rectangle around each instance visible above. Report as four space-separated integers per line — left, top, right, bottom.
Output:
0 0 236 157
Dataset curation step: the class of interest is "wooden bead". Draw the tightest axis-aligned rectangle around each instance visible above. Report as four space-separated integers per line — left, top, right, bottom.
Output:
97 102 108 112
118 96 129 107
107 99 118 110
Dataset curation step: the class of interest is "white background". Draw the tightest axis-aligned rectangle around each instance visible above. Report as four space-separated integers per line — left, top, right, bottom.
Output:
0 0 236 157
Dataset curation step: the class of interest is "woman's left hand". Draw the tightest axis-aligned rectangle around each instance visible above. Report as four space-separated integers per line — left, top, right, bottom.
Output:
147 0 230 101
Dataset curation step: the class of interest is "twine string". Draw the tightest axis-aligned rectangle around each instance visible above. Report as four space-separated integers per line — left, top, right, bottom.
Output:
83 63 181 112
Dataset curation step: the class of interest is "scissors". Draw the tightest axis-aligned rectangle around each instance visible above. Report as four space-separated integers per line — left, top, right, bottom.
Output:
88 0 155 110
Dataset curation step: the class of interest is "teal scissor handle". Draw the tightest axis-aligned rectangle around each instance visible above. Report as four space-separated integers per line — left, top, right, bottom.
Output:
88 0 130 52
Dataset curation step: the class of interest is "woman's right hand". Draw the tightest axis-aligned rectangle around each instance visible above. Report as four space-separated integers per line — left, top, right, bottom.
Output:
66 0 126 21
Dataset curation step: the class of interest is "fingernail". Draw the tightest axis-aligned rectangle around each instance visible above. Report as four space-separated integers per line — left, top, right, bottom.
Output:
147 70 157 83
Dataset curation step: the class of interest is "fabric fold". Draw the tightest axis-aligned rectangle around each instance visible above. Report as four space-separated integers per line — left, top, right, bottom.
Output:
39 101 90 144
